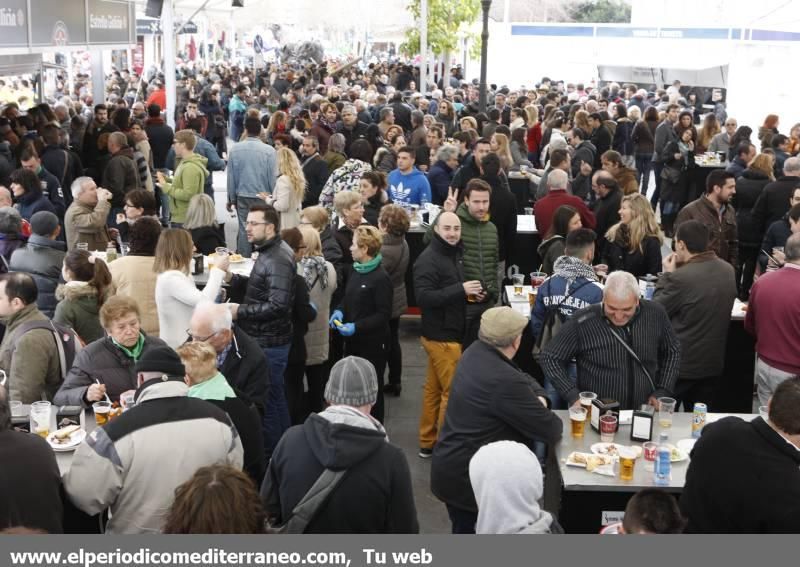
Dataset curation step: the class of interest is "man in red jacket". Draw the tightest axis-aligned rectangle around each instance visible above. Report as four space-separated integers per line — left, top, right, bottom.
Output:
534 169 595 237
745 232 800 406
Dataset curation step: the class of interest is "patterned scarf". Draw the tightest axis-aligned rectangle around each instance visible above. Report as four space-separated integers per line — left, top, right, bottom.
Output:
553 255 598 282
300 255 329 290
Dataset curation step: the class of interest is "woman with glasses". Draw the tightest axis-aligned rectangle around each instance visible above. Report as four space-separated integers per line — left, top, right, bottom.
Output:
116 189 158 242
54 295 167 406
154 228 230 348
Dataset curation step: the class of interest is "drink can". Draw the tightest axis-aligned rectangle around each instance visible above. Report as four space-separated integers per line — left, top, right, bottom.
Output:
692 402 707 438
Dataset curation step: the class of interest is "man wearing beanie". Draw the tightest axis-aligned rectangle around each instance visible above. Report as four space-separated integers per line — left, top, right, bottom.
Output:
9 211 65 317
261 356 418 533
64 346 244 534
431 307 562 534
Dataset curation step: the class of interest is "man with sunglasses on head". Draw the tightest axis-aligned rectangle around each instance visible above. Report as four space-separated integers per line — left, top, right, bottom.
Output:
188 302 269 416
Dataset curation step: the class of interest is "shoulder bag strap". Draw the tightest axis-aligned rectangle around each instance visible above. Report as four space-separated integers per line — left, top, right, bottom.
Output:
284 468 347 534
606 326 656 392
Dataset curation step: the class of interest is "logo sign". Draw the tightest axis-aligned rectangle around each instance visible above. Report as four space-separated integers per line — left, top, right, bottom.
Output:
0 1 28 47
52 21 69 46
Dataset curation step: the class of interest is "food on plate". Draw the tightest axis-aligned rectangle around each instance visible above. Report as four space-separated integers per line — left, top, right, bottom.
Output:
52 425 81 444
568 452 612 472
596 444 619 457
671 446 683 461
229 253 243 262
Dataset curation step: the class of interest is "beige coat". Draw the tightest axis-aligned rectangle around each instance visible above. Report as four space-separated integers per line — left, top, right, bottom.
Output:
272 175 302 230
108 255 159 335
302 260 337 365
64 199 111 251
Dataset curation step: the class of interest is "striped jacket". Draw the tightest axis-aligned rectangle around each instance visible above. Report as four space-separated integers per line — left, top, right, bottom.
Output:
539 301 681 409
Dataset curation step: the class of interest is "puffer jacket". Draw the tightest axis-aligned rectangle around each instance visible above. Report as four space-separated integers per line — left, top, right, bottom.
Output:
53 334 167 406
303 258 337 366
53 282 108 344
612 117 635 156
380 234 409 319
15 187 56 222
0 234 26 273
235 236 296 348
160 153 208 224
63 380 243 534
428 203 499 302
734 168 771 246
8 235 66 317
413 232 466 343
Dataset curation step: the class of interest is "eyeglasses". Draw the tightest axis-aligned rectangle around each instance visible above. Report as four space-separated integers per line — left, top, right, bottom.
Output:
186 329 220 342
245 221 268 227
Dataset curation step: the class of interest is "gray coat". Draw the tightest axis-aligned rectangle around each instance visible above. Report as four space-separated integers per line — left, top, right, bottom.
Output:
53 334 167 407
381 234 409 319
653 252 737 381
652 119 679 163
9 235 66 318
303 260 338 366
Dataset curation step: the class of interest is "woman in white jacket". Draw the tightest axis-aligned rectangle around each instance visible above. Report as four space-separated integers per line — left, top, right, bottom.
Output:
264 147 305 230
297 225 337 414
154 228 230 348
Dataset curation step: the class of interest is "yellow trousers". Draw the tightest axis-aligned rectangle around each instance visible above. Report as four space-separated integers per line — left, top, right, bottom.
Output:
419 337 461 449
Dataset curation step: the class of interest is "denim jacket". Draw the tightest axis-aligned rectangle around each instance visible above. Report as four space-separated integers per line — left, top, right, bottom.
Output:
226 137 277 203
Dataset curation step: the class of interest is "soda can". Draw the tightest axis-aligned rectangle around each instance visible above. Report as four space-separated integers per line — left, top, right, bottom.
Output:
692 402 707 438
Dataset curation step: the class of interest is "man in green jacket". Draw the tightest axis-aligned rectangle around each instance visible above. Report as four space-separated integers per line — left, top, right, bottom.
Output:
0 273 71 403
156 129 208 227
441 179 499 348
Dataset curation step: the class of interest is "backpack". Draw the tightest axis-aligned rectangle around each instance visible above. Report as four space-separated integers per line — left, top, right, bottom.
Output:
10 320 78 382
265 468 346 534
532 280 590 360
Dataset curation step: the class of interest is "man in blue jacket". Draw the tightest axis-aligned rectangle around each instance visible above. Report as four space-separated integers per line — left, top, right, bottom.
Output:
388 147 431 207
531 228 604 407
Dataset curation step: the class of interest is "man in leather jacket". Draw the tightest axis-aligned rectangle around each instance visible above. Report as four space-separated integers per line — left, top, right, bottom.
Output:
229 203 296 459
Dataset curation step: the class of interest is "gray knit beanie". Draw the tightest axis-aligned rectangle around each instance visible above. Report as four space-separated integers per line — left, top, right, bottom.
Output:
324 356 378 407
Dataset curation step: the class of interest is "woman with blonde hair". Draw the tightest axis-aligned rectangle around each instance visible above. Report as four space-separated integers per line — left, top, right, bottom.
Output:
183 193 225 255
297 224 337 414
603 193 663 278
264 147 305 230
265 110 287 145
696 113 721 154
459 116 478 133
525 105 543 164
154 228 230 348
736 152 775 297
490 132 513 172
573 110 591 136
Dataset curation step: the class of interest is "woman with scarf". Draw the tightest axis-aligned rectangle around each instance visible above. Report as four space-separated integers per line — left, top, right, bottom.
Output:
298 225 337 415
329 225 392 423
53 295 167 407
54 249 114 344
603 193 664 278
658 126 696 237
177 341 265 485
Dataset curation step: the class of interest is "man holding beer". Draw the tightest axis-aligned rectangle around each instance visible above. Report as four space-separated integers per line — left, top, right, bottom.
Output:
539 271 681 410
431 307 562 534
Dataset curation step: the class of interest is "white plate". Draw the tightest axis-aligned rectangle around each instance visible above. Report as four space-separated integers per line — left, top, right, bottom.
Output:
47 429 86 452
564 452 614 468
664 443 689 462
676 438 697 455
590 443 642 459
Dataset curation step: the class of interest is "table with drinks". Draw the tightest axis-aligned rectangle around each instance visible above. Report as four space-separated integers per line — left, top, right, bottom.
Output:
543 403 758 533
505 274 757 414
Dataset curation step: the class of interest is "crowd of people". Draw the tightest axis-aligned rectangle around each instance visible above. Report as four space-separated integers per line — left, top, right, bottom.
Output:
0 59 798 535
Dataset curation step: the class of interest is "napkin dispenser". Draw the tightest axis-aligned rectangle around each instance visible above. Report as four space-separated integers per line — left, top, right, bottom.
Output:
590 398 620 432
630 404 655 442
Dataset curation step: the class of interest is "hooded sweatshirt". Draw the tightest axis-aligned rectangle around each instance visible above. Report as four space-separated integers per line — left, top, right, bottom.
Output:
161 153 209 223
261 406 419 533
469 440 560 534
388 167 431 207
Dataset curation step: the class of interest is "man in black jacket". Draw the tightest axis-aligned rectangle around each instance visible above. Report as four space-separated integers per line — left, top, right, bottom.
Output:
8 211 65 318
431 307 562 533
414 211 476 458
567 128 597 201
590 171 622 261
337 105 369 157
188 302 269 415
229 203 295 460
680 377 800 533
262 356 419 533
144 104 174 170
0 386 63 533
588 113 612 169
451 138 491 193
751 156 800 233
20 146 66 221
81 103 118 183
40 124 82 209
300 135 330 208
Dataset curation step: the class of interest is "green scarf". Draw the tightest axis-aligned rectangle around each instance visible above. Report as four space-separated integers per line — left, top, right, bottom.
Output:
112 333 145 361
188 372 236 401
353 253 383 274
